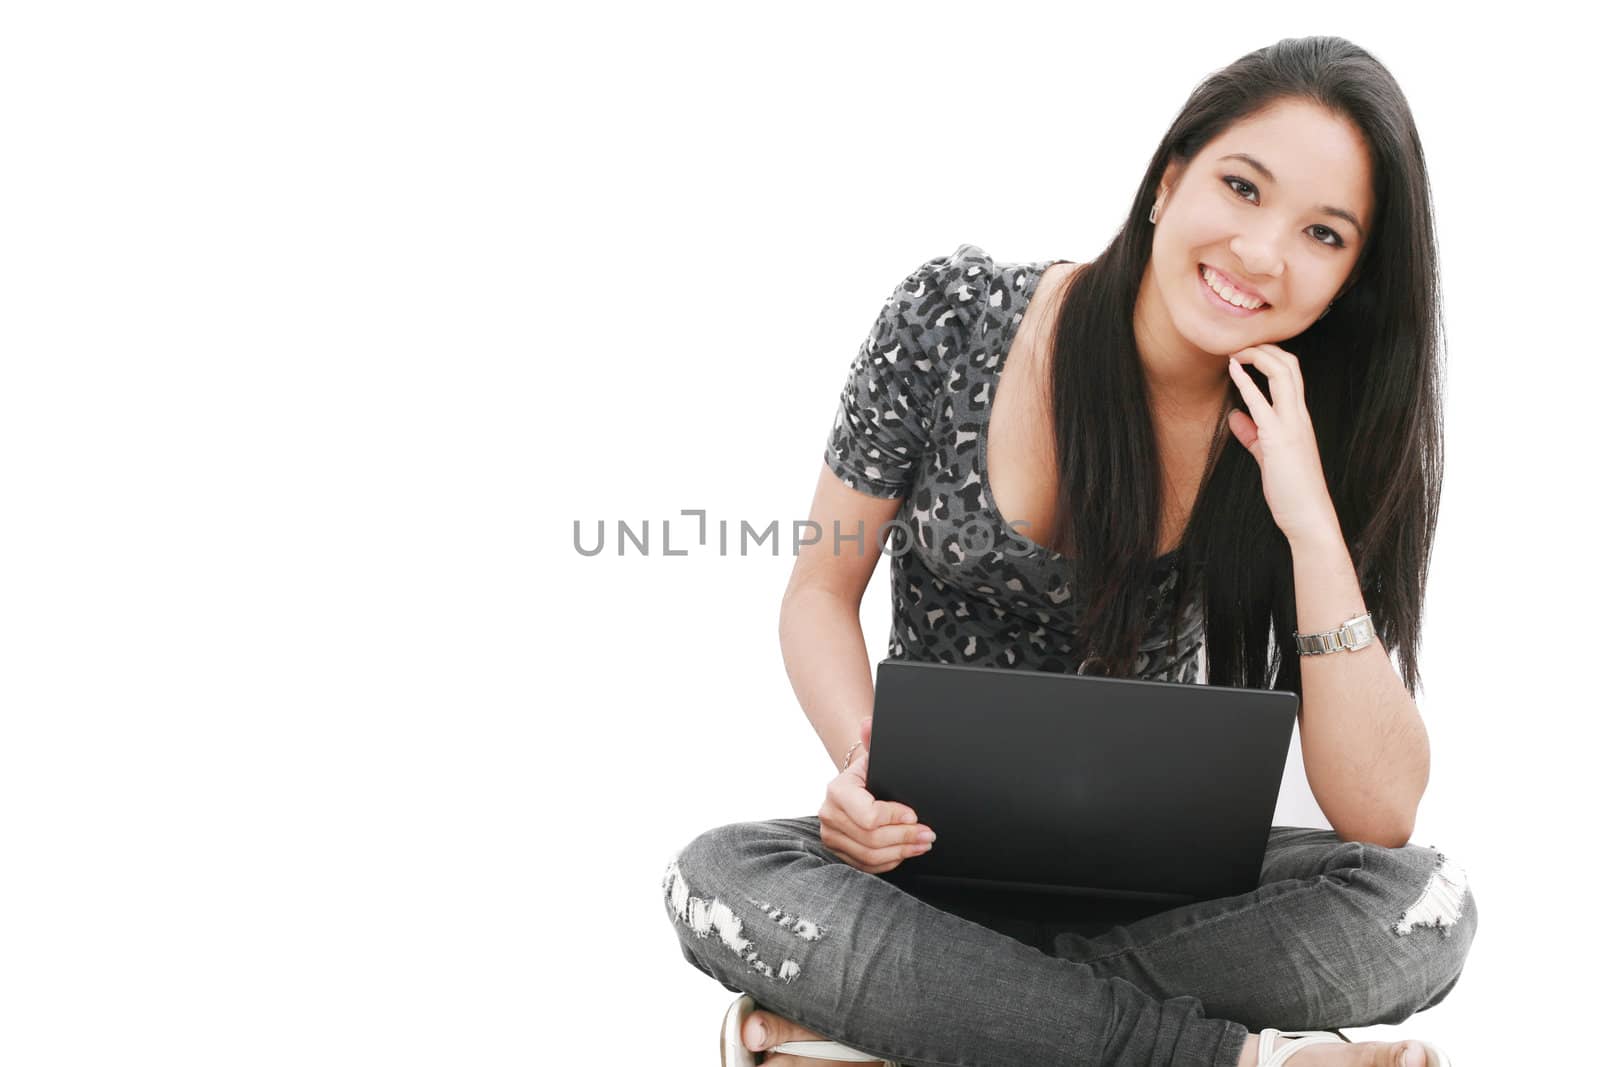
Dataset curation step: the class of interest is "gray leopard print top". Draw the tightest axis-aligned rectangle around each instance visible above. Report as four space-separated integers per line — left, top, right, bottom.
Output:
823 243 1204 683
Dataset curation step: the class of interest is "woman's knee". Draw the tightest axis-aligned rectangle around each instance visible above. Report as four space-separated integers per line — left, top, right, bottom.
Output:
659 819 828 982
663 821 757 915
1359 840 1478 1020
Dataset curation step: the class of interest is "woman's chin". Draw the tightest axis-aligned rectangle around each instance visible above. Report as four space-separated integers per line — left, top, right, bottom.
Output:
1179 324 1257 358
1181 318 1297 356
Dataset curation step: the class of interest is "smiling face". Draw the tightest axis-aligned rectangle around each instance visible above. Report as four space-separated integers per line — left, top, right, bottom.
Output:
1147 98 1374 356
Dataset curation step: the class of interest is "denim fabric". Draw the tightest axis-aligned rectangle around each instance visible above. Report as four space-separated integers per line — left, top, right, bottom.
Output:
661 817 1476 1067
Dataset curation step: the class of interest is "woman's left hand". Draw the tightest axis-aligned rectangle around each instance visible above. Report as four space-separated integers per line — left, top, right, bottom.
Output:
1225 344 1342 545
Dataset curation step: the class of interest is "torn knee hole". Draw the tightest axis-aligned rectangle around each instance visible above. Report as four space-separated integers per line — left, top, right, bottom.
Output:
1393 850 1470 936
661 857 813 982
745 896 825 941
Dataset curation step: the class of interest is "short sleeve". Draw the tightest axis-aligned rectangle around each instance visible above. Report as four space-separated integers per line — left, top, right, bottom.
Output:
823 243 993 499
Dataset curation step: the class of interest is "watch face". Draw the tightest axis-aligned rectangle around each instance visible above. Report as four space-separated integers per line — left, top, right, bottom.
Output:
1345 615 1375 646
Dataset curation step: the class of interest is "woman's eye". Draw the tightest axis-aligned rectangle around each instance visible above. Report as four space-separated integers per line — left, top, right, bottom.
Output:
1310 225 1345 249
1223 176 1258 202
1224 176 1346 249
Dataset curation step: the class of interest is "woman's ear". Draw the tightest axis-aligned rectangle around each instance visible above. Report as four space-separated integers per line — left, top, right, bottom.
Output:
1156 159 1186 204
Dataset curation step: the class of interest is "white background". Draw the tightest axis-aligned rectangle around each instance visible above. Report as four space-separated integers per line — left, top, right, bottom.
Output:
2 2 1592 1063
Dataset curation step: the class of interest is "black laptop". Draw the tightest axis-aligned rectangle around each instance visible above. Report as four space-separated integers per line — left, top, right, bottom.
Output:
865 658 1299 906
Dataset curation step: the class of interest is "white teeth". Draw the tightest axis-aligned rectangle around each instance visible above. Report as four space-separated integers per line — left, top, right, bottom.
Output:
1202 266 1264 310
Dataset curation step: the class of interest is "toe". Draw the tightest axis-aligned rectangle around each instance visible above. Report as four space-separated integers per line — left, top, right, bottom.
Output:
741 1009 881 1066
741 1010 772 1052
745 1009 817 1053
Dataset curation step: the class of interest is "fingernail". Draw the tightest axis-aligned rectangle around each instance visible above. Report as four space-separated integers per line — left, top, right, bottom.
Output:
750 1020 767 1049
917 830 935 842
901 812 917 823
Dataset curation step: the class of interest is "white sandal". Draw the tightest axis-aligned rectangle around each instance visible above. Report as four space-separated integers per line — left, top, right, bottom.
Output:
1257 1027 1453 1067
720 994 902 1066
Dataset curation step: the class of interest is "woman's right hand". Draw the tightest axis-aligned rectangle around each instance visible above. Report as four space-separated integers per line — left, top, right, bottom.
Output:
818 716 937 874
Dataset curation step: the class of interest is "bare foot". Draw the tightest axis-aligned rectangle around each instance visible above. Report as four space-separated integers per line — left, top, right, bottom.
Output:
741 1007 887 1066
1238 1032 1435 1067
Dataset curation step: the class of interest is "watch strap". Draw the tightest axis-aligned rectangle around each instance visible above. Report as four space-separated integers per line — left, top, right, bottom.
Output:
1292 612 1375 655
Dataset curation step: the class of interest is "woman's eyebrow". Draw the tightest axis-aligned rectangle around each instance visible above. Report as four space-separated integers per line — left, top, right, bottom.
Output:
1218 152 1365 239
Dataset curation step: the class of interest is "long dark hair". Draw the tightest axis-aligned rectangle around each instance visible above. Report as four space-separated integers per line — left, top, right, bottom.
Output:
1047 36 1444 698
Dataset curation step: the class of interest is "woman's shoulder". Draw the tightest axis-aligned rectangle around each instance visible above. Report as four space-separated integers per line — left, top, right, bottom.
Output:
874 243 1053 361
823 245 1066 497
886 243 998 327
856 243 1079 396
823 245 1000 498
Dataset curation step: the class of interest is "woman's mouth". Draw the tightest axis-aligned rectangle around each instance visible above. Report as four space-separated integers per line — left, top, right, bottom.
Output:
1197 264 1270 317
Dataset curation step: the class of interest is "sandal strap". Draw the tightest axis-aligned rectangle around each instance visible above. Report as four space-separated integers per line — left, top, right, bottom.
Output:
768 1037 891 1062
1258 1027 1348 1067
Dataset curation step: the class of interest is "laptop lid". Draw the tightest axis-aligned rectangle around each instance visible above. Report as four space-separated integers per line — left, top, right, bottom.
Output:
865 658 1299 905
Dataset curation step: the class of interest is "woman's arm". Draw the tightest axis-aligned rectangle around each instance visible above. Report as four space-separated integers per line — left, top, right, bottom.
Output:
779 586 877 771
791 247 981 767
779 462 905 771
1290 522 1429 848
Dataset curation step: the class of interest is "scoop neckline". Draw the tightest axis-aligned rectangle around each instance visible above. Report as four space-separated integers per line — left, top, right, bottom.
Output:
975 257 1182 567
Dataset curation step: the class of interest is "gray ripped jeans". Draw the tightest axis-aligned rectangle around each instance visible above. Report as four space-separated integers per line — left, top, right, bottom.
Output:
660 816 1476 1067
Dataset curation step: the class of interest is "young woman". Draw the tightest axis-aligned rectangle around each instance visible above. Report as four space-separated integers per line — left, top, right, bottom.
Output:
661 36 1476 1067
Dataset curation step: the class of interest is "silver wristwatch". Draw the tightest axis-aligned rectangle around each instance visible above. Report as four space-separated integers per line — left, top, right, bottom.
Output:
1292 611 1375 656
